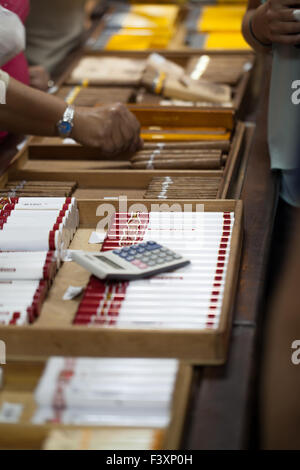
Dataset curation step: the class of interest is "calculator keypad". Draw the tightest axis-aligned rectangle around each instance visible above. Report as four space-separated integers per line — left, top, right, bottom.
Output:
113 241 182 270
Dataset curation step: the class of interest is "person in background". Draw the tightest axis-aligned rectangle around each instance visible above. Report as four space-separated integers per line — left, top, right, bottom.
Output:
0 0 30 141
0 71 142 156
1 0 29 85
26 0 89 90
243 1 300 448
0 2 142 156
243 0 300 290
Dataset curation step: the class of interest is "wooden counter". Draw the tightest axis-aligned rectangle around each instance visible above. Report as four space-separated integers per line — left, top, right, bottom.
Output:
0 47 276 449
182 55 278 449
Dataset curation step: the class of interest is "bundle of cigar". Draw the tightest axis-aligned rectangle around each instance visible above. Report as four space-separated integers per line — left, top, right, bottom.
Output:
141 67 231 104
67 57 146 86
185 54 253 86
65 53 233 106
131 148 226 170
33 357 179 432
136 90 230 108
142 141 230 151
74 210 234 330
141 53 231 104
56 86 136 106
0 181 77 198
144 176 221 199
140 127 231 142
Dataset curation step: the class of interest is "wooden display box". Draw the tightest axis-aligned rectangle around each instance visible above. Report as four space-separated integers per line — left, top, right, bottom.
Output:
0 199 243 365
0 360 192 450
56 50 255 117
1 122 249 201
15 106 242 156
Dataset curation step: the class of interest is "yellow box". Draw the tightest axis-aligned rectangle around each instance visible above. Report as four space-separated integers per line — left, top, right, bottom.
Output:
198 5 246 32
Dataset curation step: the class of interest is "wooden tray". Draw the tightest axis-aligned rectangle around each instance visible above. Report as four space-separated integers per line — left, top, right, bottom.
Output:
56 50 255 116
0 199 243 365
1 122 248 200
0 360 192 450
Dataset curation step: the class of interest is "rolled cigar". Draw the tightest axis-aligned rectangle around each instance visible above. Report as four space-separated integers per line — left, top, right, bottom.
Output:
133 153 222 162
7 181 77 187
132 154 223 163
185 55 251 86
132 159 223 170
146 182 221 188
133 149 222 156
3 188 71 194
141 66 231 104
142 141 230 151
3 180 78 197
131 152 225 169
143 176 221 199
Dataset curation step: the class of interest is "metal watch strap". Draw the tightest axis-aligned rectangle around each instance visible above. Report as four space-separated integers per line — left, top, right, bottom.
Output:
56 105 75 138
63 105 75 123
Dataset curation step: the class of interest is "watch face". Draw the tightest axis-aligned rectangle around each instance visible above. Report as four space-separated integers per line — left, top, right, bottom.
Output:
58 121 72 135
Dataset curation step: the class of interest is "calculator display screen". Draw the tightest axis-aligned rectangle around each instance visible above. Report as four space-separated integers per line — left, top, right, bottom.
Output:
95 256 125 270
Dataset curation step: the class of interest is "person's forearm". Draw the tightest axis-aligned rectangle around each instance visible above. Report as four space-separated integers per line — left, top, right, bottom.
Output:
0 76 67 135
0 105 61 135
0 74 142 155
242 6 272 53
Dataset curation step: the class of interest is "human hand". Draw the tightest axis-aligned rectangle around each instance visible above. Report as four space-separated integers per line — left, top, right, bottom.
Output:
72 103 143 156
252 0 300 45
29 66 50 91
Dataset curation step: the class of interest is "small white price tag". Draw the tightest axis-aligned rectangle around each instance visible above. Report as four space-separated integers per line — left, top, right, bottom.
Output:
63 286 84 301
0 402 24 423
16 138 28 152
62 250 82 262
63 138 77 145
88 231 106 244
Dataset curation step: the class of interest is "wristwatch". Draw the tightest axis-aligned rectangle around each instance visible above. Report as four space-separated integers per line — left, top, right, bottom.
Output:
56 105 75 138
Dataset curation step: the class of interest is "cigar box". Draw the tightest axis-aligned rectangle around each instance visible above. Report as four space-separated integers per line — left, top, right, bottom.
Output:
0 360 192 449
0 121 251 203
0 198 243 365
32 105 237 144
56 51 255 116
84 2 250 52
0 122 251 200
84 2 185 52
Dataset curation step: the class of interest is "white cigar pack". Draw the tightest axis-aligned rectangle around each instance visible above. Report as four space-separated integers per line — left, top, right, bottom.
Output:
32 357 178 428
74 211 234 331
0 197 79 324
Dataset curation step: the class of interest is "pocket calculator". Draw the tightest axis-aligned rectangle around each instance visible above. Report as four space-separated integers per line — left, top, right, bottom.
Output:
71 241 190 281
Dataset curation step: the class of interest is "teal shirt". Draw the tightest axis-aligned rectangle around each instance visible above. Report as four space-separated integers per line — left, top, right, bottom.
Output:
268 44 300 171
259 0 300 206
